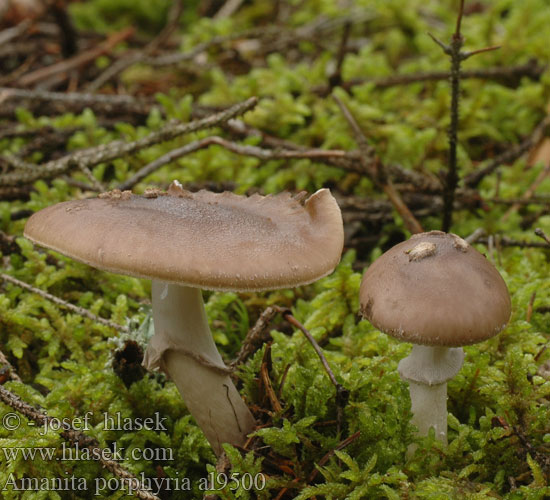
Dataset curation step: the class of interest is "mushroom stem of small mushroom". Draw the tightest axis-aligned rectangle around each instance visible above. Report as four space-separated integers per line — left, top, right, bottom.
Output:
142 281 256 456
398 344 465 447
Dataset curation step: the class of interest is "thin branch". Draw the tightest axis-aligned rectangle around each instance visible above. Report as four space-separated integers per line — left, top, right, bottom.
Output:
464 115 550 187
274 306 349 435
1 273 129 332
0 350 22 383
307 431 361 483
0 86 145 107
465 228 486 244
50 0 78 58
0 97 258 186
214 0 244 18
333 94 424 234
475 236 550 249
117 135 349 190
0 20 31 47
77 162 105 192
534 228 550 246
461 45 501 59
429 0 502 231
231 306 279 368
87 29 267 91
327 21 351 90
314 60 545 96
17 28 135 87
146 0 184 52
0 385 160 500
431 5 463 231
502 163 550 221
526 291 537 323
454 0 465 36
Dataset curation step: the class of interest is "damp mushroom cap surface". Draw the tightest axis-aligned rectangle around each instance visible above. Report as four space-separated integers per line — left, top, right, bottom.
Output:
24 182 344 291
359 230 511 347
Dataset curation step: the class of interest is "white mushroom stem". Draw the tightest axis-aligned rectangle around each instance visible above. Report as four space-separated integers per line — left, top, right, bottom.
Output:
398 344 465 446
142 281 256 456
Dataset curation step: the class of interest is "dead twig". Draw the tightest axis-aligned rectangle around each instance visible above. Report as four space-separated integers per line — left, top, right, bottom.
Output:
17 27 135 87
502 164 550 221
117 136 350 190
476 236 550 249
50 0 78 58
314 60 545 95
526 292 536 323
260 344 283 413
534 228 550 246
327 21 351 90
87 28 266 92
307 431 361 483
214 0 244 18
464 115 550 188
465 228 486 245
0 97 258 186
429 0 499 231
333 94 424 234
274 306 349 435
0 19 31 47
0 86 145 107
231 306 279 368
1 273 129 332
0 350 22 383
146 0 184 52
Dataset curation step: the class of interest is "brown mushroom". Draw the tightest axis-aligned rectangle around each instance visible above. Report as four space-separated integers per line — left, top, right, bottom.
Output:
24 181 344 455
359 231 510 445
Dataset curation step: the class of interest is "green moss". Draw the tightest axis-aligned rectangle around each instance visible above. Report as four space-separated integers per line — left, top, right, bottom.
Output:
1 0 550 498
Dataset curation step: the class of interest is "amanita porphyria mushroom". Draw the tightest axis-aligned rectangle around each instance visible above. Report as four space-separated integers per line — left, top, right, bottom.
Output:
359 231 511 446
24 181 344 455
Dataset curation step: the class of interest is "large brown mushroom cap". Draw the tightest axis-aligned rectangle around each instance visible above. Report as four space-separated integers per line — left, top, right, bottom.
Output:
359 231 511 347
24 183 344 291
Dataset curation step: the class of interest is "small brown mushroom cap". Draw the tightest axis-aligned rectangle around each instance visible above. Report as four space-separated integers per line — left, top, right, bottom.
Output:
359 231 511 347
24 183 344 291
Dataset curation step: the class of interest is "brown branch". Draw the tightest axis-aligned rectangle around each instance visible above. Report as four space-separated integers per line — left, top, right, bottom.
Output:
0 86 146 107
117 136 350 190
0 350 22 383
307 431 361 483
0 97 258 186
476 236 550 249
534 228 550 246
146 0 184 52
218 116 443 192
327 21 351 90
429 0 501 231
0 19 31 47
17 27 135 87
464 113 550 188
333 94 424 234
526 292 537 323
50 0 78 58
231 306 279 368
214 0 244 18
87 28 265 91
1 273 129 332
260 344 283 413
274 306 349 435
502 163 550 221
314 60 545 96
0 230 19 255
0 385 160 500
